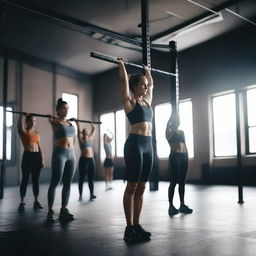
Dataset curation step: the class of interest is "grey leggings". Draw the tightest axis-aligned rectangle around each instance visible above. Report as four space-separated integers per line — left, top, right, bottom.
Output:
48 147 76 208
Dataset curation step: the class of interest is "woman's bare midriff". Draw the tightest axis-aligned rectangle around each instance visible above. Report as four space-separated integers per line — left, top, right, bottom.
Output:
130 122 152 136
23 143 40 152
55 137 74 148
170 142 187 153
81 147 94 158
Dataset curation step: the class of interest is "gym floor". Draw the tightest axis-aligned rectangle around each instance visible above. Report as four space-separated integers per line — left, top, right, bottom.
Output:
0 181 256 256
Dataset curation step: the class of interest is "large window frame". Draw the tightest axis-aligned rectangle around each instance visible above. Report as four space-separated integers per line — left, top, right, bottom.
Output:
62 92 78 120
244 87 256 155
100 109 127 161
154 99 194 159
211 92 237 158
0 104 16 164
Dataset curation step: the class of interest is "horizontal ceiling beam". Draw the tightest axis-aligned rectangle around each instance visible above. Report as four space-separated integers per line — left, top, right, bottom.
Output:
1 0 142 47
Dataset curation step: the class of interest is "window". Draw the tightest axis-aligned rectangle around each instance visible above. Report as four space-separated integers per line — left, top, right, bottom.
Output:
100 110 127 160
212 93 237 157
115 110 126 157
179 101 194 158
155 103 172 158
62 93 78 119
100 112 115 161
155 100 194 158
246 88 256 153
0 106 13 160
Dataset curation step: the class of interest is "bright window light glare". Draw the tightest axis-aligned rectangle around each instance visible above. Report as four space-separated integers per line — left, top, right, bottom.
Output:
155 101 194 158
247 88 256 126
116 110 126 157
62 93 78 119
212 94 237 156
155 103 172 158
100 113 115 161
0 106 13 160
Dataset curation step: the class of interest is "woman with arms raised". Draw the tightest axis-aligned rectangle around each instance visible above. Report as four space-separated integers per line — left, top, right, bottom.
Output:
47 98 76 222
165 112 193 216
119 59 154 242
18 113 44 212
76 121 97 200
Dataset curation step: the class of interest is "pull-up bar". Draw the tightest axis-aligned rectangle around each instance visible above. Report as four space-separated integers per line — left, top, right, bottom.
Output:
90 52 177 77
7 110 102 124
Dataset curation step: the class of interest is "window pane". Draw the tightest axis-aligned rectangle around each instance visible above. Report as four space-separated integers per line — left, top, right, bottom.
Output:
0 107 13 160
155 101 194 158
155 103 172 158
6 107 13 127
62 93 78 119
249 127 256 153
6 129 12 160
212 94 237 156
116 110 126 157
100 112 115 161
179 101 194 158
0 107 2 159
247 88 256 126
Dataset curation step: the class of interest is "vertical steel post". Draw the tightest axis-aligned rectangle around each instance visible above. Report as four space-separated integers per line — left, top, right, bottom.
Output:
141 0 158 191
236 91 244 204
141 0 151 68
0 54 8 199
169 41 179 114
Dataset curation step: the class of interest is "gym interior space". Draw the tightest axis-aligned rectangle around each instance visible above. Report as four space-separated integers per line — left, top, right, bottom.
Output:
0 0 256 255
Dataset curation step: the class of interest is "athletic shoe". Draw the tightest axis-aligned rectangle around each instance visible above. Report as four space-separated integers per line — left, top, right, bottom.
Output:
179 204 193 214
133 224 151 237
90 194 97 200
59 208 74 221
123 226 149 242
18 203 25 213
47 210 56 222
33 201 44 210
168 205 179 216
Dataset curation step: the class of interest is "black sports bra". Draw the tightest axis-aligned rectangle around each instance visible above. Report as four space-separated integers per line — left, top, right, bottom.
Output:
168 131 185 144
126 101 153 125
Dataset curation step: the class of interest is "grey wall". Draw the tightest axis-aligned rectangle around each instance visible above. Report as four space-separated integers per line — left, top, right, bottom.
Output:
0 58 93 186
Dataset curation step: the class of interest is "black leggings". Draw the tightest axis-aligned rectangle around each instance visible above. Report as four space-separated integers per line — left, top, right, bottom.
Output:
124 134 153 182
20 151 42 198
168 152 188 204
78 157 95 196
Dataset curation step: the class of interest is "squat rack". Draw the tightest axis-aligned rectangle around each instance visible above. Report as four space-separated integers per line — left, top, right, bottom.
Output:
1 0 245 200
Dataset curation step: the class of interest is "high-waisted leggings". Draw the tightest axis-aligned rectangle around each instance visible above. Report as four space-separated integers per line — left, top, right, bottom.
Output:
124 134 153 182
48 147 76 208
78 157 95 196
168 152 188 203
20 151 42 198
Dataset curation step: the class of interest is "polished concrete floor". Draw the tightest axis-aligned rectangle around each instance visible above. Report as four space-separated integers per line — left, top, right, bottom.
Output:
0 181 256 256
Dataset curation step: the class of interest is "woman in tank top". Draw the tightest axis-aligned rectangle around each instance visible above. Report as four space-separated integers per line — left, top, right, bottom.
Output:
47 98 76 222
76 121 96 200
118 58 154 242
103 131 114 190
18 113 44 212
166 112 193 216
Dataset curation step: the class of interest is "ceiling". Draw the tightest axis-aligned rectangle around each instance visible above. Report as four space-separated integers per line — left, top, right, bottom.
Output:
0 0 256 75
